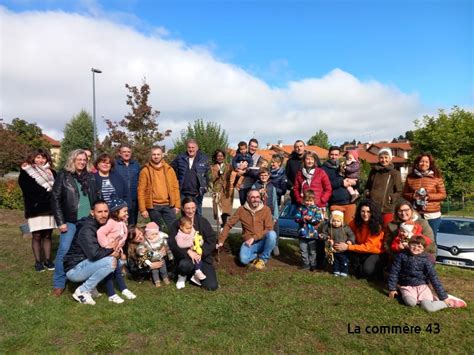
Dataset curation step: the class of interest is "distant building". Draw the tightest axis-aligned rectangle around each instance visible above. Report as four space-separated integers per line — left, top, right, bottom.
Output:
344 141 412 181
42 134 61 164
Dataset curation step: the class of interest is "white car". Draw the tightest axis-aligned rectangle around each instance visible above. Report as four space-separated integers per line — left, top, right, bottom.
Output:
436 217 474 268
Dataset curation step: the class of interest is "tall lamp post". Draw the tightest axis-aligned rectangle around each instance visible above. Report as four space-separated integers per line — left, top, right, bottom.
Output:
91 67 102 159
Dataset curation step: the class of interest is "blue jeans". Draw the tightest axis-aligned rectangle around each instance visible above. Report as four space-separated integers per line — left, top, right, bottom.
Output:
128 199 139 226
426 217 442 243
103 260 128 296
239 231 277 264
53 222 76 289
148 205 177 232
66 256 116 293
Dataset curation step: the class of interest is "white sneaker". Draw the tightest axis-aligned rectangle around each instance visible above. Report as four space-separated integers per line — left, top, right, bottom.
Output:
333 272 341 277
195 269 207 281
121 289 136 300
176 275 187 289
446 294 467 308
190 275 201 286
90 288 102 298
339 272 348 277
72 287 96 305
108 294 124 304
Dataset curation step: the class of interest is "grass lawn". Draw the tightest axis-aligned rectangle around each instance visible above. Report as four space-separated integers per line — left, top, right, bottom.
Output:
0 209 473 353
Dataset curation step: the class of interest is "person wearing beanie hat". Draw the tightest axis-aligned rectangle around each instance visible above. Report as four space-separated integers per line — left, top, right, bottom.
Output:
96 199 137 304
364 146 403 226
318 209 355 277
109 198 128 212
341 149 361 203
136 220 173 287
391 221 432 254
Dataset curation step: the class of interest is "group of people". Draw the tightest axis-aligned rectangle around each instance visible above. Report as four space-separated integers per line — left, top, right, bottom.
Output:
18 138 466 311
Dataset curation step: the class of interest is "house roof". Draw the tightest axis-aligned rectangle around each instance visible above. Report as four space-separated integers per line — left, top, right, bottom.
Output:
270 144 329 159
348 148 407 164
369 142 412 151
42 134 61 147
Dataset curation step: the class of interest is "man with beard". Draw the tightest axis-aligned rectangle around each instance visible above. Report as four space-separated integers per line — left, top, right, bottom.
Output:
286 140 309 204
321 146 358 224
217 189 276 270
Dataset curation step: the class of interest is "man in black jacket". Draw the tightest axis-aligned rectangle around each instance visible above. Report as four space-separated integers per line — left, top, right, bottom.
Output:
63 200 119 305
285 140 307 204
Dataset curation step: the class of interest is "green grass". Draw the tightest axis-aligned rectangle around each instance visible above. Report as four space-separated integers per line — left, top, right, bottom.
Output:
0 211 473 353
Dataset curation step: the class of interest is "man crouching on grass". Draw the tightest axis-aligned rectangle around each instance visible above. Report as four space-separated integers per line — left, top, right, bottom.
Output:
217 189 276 270
63 200 120 305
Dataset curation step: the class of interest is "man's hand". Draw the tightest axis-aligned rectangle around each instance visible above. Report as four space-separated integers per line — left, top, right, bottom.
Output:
141 211 149 219
174 207 180 214
388 291 398 299
245 238 255 246
59 224 68 233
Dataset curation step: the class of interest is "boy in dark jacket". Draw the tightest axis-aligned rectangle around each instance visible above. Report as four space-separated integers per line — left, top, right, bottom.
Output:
388 236 467 312
269 154 287 206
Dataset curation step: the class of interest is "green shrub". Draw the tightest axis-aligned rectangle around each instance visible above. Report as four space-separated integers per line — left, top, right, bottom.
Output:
0 179 23 209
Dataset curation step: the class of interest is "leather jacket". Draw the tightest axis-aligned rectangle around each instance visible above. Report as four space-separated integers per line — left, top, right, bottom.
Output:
51 170 98 226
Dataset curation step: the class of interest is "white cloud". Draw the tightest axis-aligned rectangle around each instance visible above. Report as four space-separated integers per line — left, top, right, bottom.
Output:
0 7 425 149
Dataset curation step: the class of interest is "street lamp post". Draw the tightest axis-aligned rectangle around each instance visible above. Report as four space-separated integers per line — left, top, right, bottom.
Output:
91 67 102 159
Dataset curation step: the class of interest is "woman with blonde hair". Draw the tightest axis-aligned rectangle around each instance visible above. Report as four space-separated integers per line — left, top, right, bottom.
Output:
51 149 98 296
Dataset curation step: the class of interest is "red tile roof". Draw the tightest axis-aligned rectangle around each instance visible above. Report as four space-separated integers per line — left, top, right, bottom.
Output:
369 142 412 151
42 134 61 147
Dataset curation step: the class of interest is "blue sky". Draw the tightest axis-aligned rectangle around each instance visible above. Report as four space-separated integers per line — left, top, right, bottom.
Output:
4 0 472 106
0 0 472 146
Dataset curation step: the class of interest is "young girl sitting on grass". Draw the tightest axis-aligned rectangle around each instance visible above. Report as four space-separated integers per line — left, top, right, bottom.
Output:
97 198 136 304
388 235 466 312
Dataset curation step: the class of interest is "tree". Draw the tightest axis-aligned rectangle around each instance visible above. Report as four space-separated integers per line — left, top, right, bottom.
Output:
307 130 330 149
0 119 29 174
7 118 50 150
59 110 95 167
411 106 474 198
171 119 229 159
102 80 171 165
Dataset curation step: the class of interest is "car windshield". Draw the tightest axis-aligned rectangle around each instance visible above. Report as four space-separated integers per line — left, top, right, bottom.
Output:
439 220 474 236
280 203 299 218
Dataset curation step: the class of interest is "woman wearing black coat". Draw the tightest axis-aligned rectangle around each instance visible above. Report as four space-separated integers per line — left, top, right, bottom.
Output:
18 148 57 272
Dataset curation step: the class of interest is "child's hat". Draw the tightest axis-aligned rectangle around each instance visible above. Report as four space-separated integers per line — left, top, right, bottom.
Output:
346 149 359 161
400 222 415 237
378 147 393 160
145 222 159 233
331 210 344 222
109 198 127 212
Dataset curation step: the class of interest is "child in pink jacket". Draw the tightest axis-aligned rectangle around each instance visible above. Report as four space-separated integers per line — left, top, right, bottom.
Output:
97 198 136 304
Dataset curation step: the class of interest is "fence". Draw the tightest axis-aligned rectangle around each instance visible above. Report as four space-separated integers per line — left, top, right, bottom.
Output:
441 197 474 217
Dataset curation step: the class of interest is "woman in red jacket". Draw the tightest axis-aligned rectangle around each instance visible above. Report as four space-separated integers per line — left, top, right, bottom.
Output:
293 151 332 209
402 153 446 240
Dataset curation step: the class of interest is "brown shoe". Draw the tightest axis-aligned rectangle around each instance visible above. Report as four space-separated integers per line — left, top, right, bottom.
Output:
154 280 161 288
52 288 64 297
163 277 171 286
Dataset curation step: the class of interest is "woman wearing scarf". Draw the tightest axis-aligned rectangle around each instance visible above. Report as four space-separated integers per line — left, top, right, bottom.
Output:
18 148 57 272
210 149 234 230
403 153 446 240
293 151 332 271
364 148 403 227
51 149 98 296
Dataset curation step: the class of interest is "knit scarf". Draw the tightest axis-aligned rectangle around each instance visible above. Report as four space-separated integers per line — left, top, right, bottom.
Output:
270 167 285 180
243 201 264 216
413 169 434 178
22 163 54 191
72 170 90 196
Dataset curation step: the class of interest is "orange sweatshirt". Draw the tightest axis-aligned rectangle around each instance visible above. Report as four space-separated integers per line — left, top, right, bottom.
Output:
347 220 385 254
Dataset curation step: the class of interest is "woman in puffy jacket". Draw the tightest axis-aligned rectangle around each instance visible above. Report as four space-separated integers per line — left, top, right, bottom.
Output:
403 153 446 240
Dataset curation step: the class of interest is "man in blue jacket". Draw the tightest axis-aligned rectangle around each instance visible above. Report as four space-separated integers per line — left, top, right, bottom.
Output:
114 144 141 226
171 139 209 215
63 200 120 305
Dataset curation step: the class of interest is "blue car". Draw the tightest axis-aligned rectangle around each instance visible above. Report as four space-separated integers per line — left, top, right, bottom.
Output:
277 202 300 238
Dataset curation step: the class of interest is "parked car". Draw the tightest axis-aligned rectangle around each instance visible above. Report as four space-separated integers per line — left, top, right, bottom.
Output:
436 217 474 269
277 202 300 238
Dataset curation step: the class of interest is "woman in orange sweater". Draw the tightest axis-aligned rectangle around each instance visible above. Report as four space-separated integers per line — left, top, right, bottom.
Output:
403 153 446 240
334 199 385 279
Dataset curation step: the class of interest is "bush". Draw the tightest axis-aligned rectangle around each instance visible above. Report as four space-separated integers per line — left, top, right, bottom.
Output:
0 179 23 210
